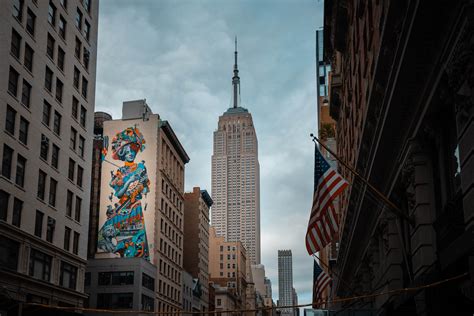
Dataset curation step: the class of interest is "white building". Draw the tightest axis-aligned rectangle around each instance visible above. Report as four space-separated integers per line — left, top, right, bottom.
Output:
0 0 98 311
211 40 261 265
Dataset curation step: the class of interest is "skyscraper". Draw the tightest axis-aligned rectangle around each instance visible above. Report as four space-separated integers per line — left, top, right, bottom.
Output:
278 250 294 316
211 39 261 264
0 0 98 310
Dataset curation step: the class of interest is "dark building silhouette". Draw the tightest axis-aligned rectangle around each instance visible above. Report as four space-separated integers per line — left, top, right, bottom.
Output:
324 0 474 314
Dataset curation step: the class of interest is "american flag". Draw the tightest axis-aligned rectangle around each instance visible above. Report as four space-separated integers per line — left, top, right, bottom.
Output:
313 259 332 303
306 145 348 255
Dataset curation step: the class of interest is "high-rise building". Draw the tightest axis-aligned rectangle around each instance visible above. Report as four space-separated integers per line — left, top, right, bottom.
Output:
0 0 98 311
183 186 213 312
86 100 189 314
211 39 261 264
278 250 294 316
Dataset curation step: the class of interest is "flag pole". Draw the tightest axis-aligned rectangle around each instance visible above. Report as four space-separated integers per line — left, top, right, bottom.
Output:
310 134 414 225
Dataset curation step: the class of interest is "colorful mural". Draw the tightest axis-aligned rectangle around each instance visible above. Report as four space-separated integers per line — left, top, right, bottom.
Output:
97 126 151 260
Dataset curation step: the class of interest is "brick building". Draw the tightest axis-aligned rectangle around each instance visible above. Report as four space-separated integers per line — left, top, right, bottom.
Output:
183 186 213 312
324 0 474 313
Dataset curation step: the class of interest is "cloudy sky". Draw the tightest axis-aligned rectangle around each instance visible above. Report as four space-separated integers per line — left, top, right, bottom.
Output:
95 0 323 307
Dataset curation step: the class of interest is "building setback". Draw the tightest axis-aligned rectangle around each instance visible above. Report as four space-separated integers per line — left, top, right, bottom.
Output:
86 100 189 314
277 250 294 316
0 0 98 312
183 186 213 312
324 0 474 314
211 40 261 265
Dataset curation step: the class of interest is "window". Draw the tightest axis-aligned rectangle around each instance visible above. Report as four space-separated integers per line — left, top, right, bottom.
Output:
21 80 31 107
8 67 19 97
73 67 80 88
66 190 73 216
24 44 34 72
19 117 29 144
84 272 91 287
48 1 56 26
29 248 51 281
48 178 57 206
12 198 22 227
80 106 87 127
46 216 55 242
97 293 133 310
72 231 79 254
15 154 26 187
45 66 53 92
217 299 221 306
72 97 79 119
5 105 16 134
60 261 77 289
11 29 21 59
37 170 46 200
78 136 85 157
53 111 61 135
75 8 83 30
2 145 14 179
13 0 23 21
81 77 88 98
47 33 55 59
74 196 81 222
75 37 81 59
59 16 66 39
83 20 90 41
77 166 83 187
26 9 35 35
0 190 9 221
42 101 51 125
34 210 44 237
60 0 67 9
141 295 154 312
70 128 77 149
99 271 134 286
64 226 71 250
58 47 65 71
83 47 90 69
40 134 49 160
142 273 155 291
55 79 63 103
51 144 59 168
83 0 91 12
68 159 75 181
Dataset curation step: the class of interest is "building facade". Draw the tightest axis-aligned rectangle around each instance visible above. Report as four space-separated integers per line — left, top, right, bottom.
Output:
183 186 213 312
277 250 294 316
209 226 248 311
87 100 190 314
324 0 474 313
0 0 98 312
85 257 157 314
211 41 261 265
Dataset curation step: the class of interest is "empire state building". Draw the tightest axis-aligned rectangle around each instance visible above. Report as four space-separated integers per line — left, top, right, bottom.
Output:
211 39 261 264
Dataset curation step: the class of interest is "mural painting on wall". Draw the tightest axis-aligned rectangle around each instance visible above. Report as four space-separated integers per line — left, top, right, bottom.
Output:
97 126 151 260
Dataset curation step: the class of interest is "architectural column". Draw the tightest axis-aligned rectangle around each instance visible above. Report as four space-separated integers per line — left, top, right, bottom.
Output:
404 140 438 316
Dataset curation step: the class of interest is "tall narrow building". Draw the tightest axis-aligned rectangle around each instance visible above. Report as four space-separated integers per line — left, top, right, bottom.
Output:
278 250 294 316
211 39 261 264
0 0 98 311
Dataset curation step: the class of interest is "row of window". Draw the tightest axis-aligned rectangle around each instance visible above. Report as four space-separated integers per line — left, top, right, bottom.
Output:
84 271 155 292
8 67 32 107
95 293 154 311
0 235 79 289
2 144 26 188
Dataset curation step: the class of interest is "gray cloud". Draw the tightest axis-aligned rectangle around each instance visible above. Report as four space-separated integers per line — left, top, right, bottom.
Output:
96 0 323 305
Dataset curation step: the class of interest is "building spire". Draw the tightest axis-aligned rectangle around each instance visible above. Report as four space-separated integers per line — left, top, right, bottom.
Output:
232 36 240 108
